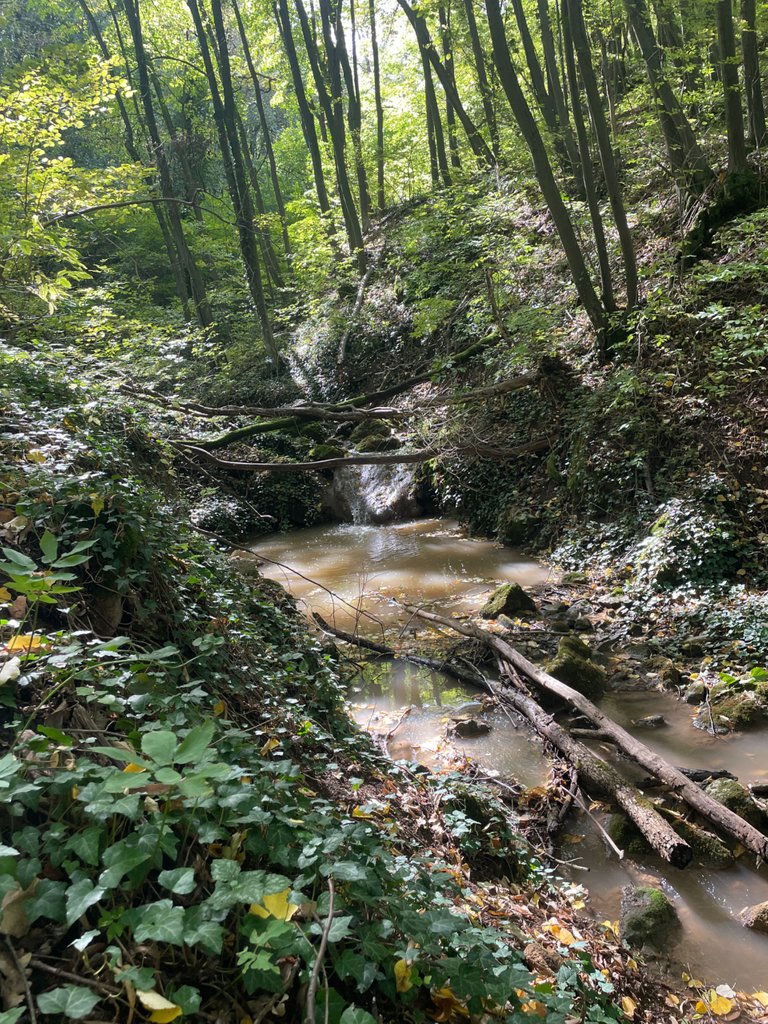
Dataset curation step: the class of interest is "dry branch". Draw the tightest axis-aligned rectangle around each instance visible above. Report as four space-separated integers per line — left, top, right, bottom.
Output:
404 605 768 864
177 437 548 473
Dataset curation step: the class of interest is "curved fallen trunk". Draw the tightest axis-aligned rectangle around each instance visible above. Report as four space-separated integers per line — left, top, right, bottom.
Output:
405 604 768 864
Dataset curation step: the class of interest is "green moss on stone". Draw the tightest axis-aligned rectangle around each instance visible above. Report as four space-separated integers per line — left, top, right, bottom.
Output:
546 635 606 699
309 444 345 461
607 814 652 856
673 820 733 869
481 582 537 618
705 778 767 829
619 886 679 949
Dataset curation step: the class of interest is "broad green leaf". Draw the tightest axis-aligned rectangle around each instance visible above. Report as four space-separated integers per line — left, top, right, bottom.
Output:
0 1008 25 1024
340 1008 377 1024
0 549 36 573
174 721 215 765
158 868 196 895
39 530 58 563
141 730 178 766
65 879 105 926
132 900 185 946
37 985 102 1019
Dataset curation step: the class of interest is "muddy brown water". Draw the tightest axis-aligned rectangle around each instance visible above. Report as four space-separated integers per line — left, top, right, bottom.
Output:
251 518 768 991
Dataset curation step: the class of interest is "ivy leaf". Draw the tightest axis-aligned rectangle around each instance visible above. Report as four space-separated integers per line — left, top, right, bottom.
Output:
132 900 185 945
340 1008 377 1024
141 730 178 766
37 985 102 1019
0 1009 25 1024
158 868 196 895
65 879 105 926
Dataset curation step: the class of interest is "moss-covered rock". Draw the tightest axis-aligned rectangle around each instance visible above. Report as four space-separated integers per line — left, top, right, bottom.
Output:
619 886 679 950
738 900 768 933
349 418 392 442
672 820 733 869
496 505 540 547
481 582 537 618
353 434 402 452
309 444 346 461
705 689 768 731
647 655 681 688
705 778 767 828
607 815 652 856
546 635 606 699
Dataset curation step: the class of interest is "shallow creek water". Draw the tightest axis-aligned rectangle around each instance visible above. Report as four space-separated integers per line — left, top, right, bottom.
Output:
251 518 768 991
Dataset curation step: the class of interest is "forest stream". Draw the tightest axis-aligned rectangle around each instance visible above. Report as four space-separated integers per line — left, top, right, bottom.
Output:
252 517 768 991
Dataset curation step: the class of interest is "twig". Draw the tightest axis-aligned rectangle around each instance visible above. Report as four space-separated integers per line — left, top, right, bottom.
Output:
7 940 36 1024
305 879 335 1024
30 958 121 995
571 790 625 860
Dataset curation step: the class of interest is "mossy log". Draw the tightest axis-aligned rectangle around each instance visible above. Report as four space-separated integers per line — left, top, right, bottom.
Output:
404 605 768 864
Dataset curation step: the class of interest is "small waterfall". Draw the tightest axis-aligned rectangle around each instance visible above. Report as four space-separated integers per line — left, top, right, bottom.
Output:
323 463 422 524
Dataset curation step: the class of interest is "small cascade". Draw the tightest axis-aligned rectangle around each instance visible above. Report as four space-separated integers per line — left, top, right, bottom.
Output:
323 462 422 523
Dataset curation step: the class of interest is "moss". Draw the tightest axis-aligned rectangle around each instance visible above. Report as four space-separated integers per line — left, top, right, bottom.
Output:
353 434 402 452
481 582 537 618
546 636 606 699
309 444 345 461
619 886 679 950
607 814 652 856
349 418 392 442
673 820 733 869
496 505 540 547
708 690 767 730
705 778 767 829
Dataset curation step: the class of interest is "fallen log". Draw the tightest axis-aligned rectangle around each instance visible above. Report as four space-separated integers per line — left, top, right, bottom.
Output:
312 612 490 689
178 437 549 473
404 604 768 863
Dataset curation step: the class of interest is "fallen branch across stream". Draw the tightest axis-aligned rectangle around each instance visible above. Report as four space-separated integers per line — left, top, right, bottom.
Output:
402 604 768 864
177 437 549 473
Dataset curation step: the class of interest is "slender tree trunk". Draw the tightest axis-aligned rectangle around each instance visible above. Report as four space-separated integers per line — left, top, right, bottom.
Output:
461 0 500 159
273 0 333 221
537 0 574 153
236 111 286 289
439 3 461 168
565 0 638 307
188 0 277 360
484 0 607 353
510 0 580 173
232 0 292 256
398 0 494 167
148 63 204 222
716 0 748 173
741 0 767 148
369 0 386 209
121 0 213 328
422 46 452 185
623 0 713 191
294 0 366 268
561 5 615 312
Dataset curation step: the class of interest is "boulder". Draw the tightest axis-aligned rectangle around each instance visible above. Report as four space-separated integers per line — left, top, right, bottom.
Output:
647 655 681 688
633 715 667 729
546 635 606 699
450 719 491 738
738 901 768 933
496 506 540 547
480 582 537 618
705 778 767 829
619 886 679 950
682 682 707 705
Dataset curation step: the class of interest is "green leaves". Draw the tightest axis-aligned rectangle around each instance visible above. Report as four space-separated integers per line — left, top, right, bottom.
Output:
65 879 105 927
37 985 102 1019
132 901 186 946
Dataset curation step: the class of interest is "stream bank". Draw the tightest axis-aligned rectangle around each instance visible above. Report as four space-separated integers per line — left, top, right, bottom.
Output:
252 516 768 995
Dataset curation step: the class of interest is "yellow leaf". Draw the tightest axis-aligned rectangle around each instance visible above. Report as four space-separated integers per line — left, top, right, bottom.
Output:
709 994 733 1016
562 833 584 844
249 888 299 921
136 990 182 1022
213 700 226 717
0 588 11 602
5 635 43 653
521 1001 547 1017
626 959 638 971
621 995 637 1018
394 958 413 993
695 1001 709 1014
665 994 680 1007
90 494 105 517
123 763 146 774
260 737 280 755
352 806 375 819
26 450 46 463
752 992 768 1007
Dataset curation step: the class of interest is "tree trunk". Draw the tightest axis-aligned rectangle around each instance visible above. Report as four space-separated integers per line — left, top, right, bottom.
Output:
565 0 638 308
398 0 494 167
232 0 292 256
369 0 386 210
561 5 615 312
461 0 499 159
189 0 278 360
439 3 462 168
273 0 333 222
121 0 213 329
716 0 748 173
484 0 607 351
236 112 285 290
148 63 203 222
623 0 713 191
422 45 452 186
741 0 766 148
